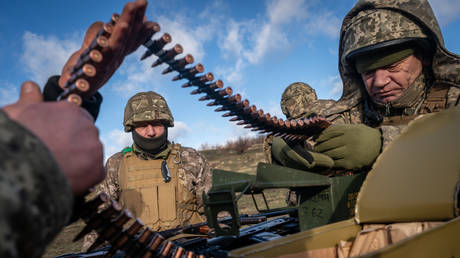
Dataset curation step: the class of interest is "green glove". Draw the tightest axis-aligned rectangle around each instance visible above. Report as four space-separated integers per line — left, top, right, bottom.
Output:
314 124 382 170
271 136 334 171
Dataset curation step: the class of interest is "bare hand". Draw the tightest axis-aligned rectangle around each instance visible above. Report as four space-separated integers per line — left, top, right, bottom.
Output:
59 0 156 96
3 81 105 196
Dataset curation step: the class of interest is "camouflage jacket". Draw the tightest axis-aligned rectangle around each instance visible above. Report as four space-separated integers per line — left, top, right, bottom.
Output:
266 0 460 164
0 110 73 258
324 0 460 148
82 143 211 251
98 144 212 215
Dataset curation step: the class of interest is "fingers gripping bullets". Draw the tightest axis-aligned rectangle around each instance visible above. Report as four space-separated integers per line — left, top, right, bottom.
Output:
58 22 112 103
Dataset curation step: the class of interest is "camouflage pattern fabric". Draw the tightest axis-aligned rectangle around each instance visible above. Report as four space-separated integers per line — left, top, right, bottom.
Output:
82 143 211 251
327 0 460 118
341 9 428 61
123 91 174 132
268 0 460 165
0 110 73 258
280 82 336 119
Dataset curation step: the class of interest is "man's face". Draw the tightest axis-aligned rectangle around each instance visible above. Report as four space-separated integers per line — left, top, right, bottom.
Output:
134 121 165 138
360 55 423 104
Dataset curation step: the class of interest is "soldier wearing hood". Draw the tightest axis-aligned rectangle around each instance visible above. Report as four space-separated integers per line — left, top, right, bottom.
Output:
82 91 212 251
269 0 460 172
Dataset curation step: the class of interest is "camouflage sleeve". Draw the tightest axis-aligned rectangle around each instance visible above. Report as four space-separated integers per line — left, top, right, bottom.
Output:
379 124 407 150
0 110 73 258
447 86 460 108
95 152 123 201
180 147 212 216
82 152 123 252
379 86 460 149
263 135 274 164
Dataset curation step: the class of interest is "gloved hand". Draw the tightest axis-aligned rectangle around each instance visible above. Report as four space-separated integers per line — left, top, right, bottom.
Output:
314 124 382 170
271 136 334 171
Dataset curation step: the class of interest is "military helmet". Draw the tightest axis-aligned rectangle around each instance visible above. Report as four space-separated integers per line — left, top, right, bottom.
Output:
343 9 432 64
123 91 174 132
281 82 318 119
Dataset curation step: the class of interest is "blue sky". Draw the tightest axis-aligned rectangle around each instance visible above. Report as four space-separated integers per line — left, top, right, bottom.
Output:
1 0 460 161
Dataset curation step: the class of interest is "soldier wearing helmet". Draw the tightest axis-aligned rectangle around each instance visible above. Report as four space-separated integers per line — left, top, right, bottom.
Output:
82 91 212 251
270 0 460 173
280 82 336 120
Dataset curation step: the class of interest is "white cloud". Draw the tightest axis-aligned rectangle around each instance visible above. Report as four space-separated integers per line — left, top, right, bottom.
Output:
267 0 308 24
220 21 245 58
264 100 284 118
0 82 19 106
102 129 132 162
20 31 80 87
429 0 460 26
314 75 342 100
215 58 246 85
226 123 258 142
110 46 171 95
111 10 222 96
169 121 191 142
215 0 309 66
305 11 341 39
329 78 343 100
157 14 215 62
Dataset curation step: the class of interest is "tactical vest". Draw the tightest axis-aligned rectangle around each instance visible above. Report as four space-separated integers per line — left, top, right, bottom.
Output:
381 84 450 126
118 144 204 230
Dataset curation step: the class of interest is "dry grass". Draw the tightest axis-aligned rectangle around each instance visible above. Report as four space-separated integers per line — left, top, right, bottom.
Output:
44 141 287 257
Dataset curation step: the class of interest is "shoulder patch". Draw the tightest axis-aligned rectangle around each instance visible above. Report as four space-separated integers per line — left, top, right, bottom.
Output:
122 147 133 154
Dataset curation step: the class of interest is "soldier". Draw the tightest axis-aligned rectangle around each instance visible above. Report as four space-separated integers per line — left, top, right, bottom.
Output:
82 91 212 251
265 82 338 172
280 82 336 120
270 0 460 172
0 0 156 257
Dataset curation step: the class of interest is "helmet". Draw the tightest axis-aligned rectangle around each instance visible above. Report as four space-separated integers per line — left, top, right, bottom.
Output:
123 91 174 132
281 82 317 119
343 9 432 64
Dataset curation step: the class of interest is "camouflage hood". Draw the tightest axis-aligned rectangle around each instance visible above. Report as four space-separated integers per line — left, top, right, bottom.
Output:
325 0 460 116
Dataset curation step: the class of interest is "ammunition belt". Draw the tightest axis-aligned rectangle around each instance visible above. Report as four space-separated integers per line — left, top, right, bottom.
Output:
60 13 330 143
76 192 204 258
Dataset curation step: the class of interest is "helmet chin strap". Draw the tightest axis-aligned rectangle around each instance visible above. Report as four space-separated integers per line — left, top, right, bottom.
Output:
132 128 168 155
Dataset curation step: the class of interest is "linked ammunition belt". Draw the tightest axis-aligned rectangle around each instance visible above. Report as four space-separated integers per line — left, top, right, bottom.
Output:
58 13 330 142
76 192 202 258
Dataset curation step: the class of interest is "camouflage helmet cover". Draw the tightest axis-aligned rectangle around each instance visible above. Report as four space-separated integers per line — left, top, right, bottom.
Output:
281 82 318 119
342 8 429 62
123 91 174 132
